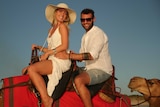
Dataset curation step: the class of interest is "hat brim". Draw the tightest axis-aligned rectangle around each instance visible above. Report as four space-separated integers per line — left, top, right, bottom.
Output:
45 4 76 24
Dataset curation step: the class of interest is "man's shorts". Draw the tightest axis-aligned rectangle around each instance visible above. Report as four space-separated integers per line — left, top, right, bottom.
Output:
79 68 111 85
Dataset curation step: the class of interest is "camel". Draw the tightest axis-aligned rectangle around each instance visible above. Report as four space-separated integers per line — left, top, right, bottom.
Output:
128 76 160 107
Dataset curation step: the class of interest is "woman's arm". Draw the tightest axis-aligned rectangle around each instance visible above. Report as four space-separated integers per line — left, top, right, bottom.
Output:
55 23 69 53
33 23 69 58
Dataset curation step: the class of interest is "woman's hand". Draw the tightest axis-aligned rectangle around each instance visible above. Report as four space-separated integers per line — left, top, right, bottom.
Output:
40 53 49 61
32 44 38 50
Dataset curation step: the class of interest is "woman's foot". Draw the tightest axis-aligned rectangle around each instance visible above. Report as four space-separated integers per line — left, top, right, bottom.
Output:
43 97 53 107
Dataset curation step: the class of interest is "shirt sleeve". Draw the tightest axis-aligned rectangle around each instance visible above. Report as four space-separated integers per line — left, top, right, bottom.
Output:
89 30 108 59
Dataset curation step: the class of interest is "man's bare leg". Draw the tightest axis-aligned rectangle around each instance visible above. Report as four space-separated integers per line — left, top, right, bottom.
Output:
74 72 92 107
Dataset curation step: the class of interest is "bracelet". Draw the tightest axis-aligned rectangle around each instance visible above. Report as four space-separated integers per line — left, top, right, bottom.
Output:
53 48 57 54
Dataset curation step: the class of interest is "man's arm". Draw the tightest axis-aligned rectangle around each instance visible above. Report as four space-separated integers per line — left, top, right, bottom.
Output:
55 51 93 61
69 52 93 61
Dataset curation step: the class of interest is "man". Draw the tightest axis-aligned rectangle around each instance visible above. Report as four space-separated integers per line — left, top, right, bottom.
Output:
56 8 113 107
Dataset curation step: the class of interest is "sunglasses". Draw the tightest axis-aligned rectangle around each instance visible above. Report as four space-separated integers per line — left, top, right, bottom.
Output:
80 18 93 22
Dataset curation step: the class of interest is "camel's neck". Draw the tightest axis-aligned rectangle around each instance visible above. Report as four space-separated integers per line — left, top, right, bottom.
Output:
149 97 160 107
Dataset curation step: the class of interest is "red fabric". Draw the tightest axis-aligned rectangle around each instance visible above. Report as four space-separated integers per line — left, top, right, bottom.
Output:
52 91 131 107
2 75 130 107
2 75 39 107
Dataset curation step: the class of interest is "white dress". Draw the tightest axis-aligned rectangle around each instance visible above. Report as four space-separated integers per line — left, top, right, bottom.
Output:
47 27 71 96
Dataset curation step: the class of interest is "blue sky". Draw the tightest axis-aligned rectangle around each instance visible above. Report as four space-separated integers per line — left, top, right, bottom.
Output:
0 0 160 95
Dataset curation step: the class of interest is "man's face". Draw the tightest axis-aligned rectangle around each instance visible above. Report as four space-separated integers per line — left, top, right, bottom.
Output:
80 13 94 32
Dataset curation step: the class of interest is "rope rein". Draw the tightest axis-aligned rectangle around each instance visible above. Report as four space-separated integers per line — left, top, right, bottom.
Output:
131 78 160 106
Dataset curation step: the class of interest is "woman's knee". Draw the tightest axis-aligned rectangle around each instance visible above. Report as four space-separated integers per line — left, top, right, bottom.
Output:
27 65 36 74
22 66 28 74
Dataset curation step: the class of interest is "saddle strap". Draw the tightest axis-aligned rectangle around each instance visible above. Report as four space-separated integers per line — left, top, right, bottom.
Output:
0 78 30 92
0 77 30 107
9 77 14 107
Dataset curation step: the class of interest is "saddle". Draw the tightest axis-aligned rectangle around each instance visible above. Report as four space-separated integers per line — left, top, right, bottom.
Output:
29 48 118 103
66 65 118 103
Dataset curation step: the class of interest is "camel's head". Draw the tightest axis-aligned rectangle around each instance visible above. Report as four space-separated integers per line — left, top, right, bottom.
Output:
128 76 160 106
128 76 160 97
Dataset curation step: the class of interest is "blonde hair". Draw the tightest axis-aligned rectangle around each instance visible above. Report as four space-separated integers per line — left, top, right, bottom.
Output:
51 9 70 29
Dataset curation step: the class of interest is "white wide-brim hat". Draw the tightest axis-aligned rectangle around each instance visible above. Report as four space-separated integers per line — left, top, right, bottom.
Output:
45 3 76 24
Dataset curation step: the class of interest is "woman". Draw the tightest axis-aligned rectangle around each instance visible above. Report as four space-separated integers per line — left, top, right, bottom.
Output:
22 3 76 107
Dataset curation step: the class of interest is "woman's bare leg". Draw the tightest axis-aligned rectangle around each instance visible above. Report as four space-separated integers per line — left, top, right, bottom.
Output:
27 60 53 107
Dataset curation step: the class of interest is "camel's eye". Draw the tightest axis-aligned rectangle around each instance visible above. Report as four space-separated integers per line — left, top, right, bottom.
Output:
148 80 154 85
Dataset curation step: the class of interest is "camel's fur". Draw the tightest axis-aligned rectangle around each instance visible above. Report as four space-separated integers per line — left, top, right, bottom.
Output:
128 76 160 107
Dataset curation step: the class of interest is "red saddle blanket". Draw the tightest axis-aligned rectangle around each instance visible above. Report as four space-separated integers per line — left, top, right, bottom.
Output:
50 91 131 107
1 75 39 107
1 75 130 107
